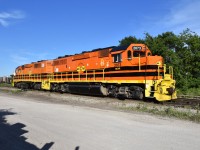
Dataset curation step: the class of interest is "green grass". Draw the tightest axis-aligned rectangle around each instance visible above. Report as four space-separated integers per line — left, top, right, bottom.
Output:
0 83 12 87
0 83 22 94
122 103 200 123
177 88 200 97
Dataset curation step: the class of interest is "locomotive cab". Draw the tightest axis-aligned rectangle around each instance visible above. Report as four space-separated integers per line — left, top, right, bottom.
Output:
110 44 177 101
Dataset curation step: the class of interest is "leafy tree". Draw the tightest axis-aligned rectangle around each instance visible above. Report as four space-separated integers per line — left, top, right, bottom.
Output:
177 29 200 88
119 36 145 46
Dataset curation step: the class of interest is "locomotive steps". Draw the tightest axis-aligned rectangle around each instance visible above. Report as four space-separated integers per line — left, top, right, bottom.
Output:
0 86 200 123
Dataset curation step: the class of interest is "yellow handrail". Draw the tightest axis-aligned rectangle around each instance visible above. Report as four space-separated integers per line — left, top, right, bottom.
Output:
164 64 166 77
169 66 173 79
93 70 95 81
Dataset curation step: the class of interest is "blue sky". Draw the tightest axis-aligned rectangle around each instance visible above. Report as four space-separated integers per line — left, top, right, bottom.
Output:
0 0 200 76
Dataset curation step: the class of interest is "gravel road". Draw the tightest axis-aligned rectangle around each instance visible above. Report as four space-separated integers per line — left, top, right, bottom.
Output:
0 91 200 150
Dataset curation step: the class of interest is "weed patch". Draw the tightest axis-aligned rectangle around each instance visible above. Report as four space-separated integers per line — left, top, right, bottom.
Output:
121 103 200 123
0 83 12 87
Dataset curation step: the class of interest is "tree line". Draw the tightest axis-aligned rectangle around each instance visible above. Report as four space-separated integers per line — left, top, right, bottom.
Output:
119 29 200 91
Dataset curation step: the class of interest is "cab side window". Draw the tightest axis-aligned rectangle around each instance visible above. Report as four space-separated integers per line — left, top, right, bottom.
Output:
147 52 151 56
113 53 122 62
127 50 132 60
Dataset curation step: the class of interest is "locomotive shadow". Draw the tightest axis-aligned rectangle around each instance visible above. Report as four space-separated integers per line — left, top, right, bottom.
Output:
0 109 54 150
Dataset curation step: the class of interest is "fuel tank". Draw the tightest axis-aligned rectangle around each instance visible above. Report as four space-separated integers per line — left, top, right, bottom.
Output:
68 83 108 96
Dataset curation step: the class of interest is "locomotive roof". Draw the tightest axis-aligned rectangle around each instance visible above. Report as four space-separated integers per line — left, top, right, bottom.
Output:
57 55 71 59
91 46 115 52
110 45 129 52
55 45 131 59
37 60 46 62
56 46 115 59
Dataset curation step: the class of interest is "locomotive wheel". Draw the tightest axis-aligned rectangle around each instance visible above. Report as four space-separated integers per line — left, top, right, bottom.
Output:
137 91 144 100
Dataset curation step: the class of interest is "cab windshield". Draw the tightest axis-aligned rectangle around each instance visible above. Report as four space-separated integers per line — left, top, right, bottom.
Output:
133 51 146 57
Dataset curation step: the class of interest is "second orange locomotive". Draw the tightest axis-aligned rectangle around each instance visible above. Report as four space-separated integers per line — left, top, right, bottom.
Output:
13 43 177 101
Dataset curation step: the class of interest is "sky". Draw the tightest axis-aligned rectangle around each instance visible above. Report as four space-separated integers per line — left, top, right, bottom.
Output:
0 0 200 76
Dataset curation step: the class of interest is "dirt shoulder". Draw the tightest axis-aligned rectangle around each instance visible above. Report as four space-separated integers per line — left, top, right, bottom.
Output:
0 87 200 123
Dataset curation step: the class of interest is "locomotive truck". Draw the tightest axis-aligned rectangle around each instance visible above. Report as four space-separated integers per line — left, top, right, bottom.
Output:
12 43 177 101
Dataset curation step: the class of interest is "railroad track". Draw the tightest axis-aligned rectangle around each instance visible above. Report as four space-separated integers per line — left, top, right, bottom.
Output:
162 97 200 109
2 86 200 109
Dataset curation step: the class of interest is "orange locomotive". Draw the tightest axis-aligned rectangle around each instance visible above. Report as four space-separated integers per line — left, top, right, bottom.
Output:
13 43 177 101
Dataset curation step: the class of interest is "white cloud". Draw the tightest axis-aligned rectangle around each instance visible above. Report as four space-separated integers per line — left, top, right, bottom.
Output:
0 10 25 27
161 0 200 34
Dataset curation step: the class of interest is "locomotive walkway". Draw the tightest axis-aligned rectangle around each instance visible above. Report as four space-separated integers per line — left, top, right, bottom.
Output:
0 91 200 150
